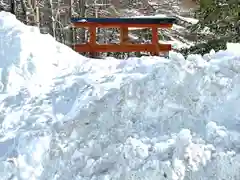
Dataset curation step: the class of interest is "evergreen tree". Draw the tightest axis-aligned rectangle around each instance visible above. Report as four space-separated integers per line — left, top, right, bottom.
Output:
181 0 240 55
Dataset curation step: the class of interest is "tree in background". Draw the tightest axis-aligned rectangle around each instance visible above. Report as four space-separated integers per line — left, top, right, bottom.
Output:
5 0 237 58
181 0 240 55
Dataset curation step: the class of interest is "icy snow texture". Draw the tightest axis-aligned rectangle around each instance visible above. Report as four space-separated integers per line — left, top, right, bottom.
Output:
1 11 240 180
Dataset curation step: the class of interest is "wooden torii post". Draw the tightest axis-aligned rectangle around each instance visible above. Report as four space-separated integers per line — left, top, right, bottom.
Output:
71 17 176 56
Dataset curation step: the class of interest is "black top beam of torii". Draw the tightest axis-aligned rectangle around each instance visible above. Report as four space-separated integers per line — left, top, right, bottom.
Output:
71 17 177 25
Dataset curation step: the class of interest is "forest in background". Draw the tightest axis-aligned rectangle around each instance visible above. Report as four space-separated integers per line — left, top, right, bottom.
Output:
0 0 239 57
181 0 240 55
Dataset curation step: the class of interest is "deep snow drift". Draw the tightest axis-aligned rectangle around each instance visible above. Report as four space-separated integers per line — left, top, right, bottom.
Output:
1 11 240 180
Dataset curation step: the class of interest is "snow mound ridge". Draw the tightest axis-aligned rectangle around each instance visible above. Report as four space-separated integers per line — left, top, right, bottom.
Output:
1 11 240 180
0 11 88 96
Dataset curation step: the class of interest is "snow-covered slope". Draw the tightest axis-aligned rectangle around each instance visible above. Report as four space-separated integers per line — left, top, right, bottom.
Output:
131 14 198 50
1 11 240 180
122 0 199 50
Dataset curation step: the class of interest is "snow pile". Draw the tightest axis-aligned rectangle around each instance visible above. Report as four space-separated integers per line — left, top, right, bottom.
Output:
1 11 240 180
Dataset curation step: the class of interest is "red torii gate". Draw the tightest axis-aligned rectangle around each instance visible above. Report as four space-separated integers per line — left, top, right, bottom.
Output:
71 17 176 56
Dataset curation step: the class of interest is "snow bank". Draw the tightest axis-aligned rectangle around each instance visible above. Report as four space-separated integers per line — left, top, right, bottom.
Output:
1 11 240 180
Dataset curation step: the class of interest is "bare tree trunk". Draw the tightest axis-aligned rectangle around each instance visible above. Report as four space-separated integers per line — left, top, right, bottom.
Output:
43 0 56 36
35 3 40 28
19 0 28 24
50 0 56 37
66 0 74 46
31 0 40 27
10 0 16 14
78 0 86 44
27 0 33 24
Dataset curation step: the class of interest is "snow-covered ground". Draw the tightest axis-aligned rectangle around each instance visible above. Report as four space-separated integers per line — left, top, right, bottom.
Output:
131 14 198 49
1 11 240 180
122 0 200 50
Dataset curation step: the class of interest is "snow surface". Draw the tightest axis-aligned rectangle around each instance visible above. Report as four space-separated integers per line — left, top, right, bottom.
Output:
1 11 240 180
132 14 198 49
175 15 198 24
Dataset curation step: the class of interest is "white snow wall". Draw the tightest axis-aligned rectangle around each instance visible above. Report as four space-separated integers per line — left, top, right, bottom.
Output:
1 11 240 180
